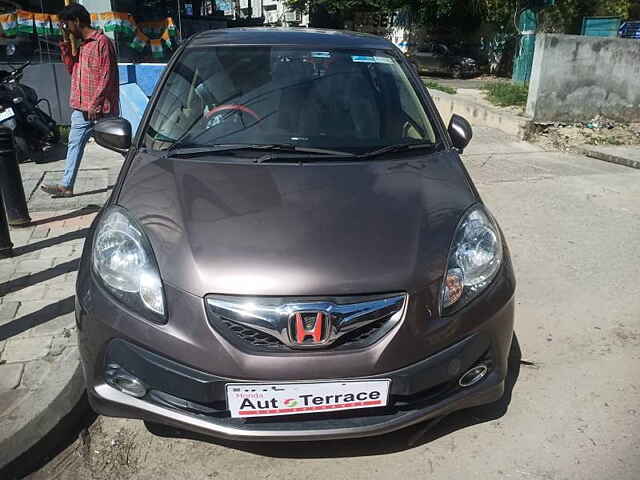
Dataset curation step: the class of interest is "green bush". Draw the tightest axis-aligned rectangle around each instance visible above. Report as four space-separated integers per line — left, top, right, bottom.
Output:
423 80 457 95
57 125 70 144
482 82 529 107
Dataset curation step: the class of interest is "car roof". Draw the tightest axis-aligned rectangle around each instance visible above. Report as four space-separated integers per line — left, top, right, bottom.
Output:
188 27 396 50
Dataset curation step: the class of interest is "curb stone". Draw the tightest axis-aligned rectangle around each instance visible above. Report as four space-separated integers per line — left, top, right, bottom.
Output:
575 145 640 170
429 90 534 140
0 346 84 469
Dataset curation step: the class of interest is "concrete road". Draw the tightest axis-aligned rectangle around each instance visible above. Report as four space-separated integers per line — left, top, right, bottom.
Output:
25 128 640 480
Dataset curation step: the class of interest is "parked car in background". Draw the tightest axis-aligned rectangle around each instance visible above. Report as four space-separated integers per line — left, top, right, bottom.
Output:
78 28 515 442
407 41 480 78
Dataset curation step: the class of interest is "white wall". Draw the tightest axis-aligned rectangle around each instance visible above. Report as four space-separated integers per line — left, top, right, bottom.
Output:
78 0 113 12
527 34 640 122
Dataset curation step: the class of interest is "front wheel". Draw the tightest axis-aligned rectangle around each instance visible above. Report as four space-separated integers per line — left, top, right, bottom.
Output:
13 133 31 163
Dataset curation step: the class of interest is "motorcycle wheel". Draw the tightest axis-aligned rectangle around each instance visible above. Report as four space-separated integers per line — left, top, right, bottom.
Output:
14 134 31 163
48 127 60 145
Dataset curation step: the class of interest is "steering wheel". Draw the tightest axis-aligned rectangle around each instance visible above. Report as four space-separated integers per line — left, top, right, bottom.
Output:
205 104 261 123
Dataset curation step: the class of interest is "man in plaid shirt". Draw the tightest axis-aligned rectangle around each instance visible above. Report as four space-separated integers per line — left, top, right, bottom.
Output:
41 4 119 198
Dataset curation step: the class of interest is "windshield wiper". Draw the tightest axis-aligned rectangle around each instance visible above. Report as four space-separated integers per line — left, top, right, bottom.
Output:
358 142 438 160
163 144 355 160
254 145 357 163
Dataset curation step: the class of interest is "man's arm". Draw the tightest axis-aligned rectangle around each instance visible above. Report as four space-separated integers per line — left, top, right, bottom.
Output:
88 36 117 120
59 30 77 75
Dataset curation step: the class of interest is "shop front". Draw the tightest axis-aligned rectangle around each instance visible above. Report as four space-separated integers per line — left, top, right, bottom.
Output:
0 1 230 126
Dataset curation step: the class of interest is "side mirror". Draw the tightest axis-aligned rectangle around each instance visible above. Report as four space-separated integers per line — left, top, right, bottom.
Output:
447 114 472 152
94 118 132 153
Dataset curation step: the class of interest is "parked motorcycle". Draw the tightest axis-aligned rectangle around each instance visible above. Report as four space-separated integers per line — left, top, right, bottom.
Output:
0 54 59 163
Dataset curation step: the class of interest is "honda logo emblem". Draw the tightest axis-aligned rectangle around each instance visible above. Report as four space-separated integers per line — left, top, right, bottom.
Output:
288 311 332 348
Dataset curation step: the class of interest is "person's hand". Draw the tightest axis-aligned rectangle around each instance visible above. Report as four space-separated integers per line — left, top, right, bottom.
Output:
87 106 100 121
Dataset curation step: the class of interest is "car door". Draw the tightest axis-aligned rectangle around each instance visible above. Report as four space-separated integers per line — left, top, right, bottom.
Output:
432 43 451 72
414 42 438 73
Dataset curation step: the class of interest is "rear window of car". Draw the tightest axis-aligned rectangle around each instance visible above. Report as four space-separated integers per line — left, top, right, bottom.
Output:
143 46 437 153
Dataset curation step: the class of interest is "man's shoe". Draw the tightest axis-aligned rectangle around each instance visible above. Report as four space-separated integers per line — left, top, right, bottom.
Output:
41 184 73 198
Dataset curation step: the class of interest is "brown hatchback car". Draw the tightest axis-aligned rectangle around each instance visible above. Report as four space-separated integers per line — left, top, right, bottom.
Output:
77 28 515 441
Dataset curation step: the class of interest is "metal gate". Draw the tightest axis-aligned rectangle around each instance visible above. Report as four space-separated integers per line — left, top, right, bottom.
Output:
581 17 622 37
512 9 537 85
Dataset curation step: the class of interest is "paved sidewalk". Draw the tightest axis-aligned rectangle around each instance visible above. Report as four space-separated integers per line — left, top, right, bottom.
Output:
0 144 121 469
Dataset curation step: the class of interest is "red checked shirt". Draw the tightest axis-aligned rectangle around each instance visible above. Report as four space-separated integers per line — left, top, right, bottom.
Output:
60 30 119 116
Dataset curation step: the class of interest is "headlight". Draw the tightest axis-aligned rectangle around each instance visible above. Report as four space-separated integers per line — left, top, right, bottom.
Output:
92 207 166 322
441 205 503 312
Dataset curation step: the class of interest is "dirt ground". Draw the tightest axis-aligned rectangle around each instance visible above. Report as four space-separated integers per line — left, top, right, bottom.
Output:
532 117 640 151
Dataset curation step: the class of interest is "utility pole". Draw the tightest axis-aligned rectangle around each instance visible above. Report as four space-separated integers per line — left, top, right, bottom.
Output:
177 0 183 41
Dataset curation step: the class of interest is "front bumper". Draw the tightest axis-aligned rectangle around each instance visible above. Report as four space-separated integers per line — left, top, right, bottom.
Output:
77 247 515 441
86 330 508 441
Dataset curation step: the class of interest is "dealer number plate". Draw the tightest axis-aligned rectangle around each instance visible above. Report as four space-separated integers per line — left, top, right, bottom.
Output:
0 107 15 122
226 380 391 418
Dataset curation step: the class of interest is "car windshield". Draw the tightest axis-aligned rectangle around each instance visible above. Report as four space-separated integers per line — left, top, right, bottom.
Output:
143 46 437 154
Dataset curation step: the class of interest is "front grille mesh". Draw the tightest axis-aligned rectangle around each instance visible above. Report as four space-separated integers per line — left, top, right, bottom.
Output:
343 318 387 344
221 318 289 350
219 315 392 352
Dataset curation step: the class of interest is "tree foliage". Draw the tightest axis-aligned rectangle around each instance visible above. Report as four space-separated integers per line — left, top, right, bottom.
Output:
288 0 635 33
540 0 634 33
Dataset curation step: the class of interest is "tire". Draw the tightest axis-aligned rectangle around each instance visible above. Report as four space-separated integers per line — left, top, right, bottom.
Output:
47 126 60 145
14 133 31 163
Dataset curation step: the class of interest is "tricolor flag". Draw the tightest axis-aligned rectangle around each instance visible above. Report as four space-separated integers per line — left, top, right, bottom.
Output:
150 38 164 59
161 30 172 49
166 17 178 38
34 13 50 36
101 12 135 37
118 13 136 37
47 14 62 37
140 20 165 38
16 10 34 35
0 13 17 37
130 29 148 52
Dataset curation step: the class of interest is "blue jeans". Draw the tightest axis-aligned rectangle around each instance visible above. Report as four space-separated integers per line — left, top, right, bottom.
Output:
62 110 94 189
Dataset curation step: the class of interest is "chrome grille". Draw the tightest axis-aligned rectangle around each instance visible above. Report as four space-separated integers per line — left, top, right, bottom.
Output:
206 293 407 352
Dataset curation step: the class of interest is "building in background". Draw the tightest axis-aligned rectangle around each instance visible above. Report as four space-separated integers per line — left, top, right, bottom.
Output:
236 0 308 26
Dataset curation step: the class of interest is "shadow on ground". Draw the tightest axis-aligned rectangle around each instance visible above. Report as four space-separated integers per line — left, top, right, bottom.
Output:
0 394 97 480
0 261 78 298
146 334 523 458
0 295 75 341
11 229 87 257
30 143 68 164
27 205 100 227
72 185 113 198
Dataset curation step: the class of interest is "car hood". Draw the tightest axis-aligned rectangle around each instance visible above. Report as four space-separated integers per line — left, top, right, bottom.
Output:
117 150 477 298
